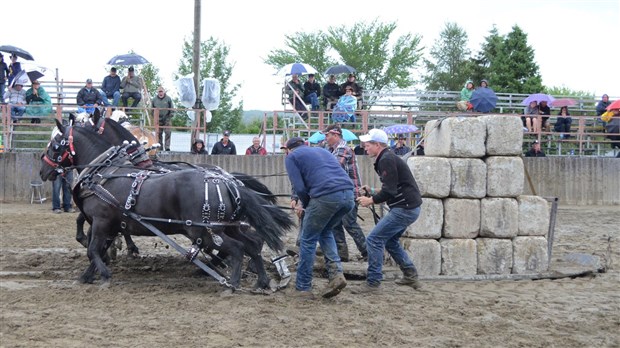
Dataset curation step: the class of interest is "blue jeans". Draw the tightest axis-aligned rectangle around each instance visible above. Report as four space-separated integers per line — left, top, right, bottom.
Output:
52 171 74 211
366 206 421 286
99 90 121 106
304 92 320 111
296 190 354 291
333 203 367 258
11 105 25 121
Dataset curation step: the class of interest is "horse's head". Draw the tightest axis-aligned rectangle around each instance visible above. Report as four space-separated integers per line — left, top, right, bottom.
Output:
40 119 74 181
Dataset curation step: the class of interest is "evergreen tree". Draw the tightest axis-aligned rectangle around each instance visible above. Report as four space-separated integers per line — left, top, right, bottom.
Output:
423 22 472 91
470 25 503 86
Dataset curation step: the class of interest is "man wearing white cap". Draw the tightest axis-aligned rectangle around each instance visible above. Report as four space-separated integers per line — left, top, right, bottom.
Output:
353 128 423 293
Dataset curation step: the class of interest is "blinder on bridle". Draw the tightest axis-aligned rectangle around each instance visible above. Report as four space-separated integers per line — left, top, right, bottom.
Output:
42 126 75 172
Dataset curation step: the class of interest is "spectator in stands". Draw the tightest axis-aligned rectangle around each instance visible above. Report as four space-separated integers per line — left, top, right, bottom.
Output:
191 138 208 154
284 136 354 299
554 106 572 138
99 67 121 107
525 140 545 157
603 107 620 150
120 66 143 108
340 74 363 109
538 100 551 132
332 86 358 123
323 124 368 262
285 74 307 119
0 54 8 102
7 54 21 87
303 74 321 111
5 83 26 122
596 94 611 116
415 141 425 156
246 137 267 155
322 74 340 110
152 86 174 152
211 130 236 155
457 80 474 111
76 78 103 114
391 134 411 156
25 80 52 123
479 79 489 88
354 142 366 155
522 101 539 133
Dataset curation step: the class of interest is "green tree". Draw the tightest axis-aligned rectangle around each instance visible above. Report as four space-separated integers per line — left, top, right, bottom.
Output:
140 64 162 96
470 25 503 85
423 22 472 91
265 19 424 106
490 25 543 94
176 37 243 133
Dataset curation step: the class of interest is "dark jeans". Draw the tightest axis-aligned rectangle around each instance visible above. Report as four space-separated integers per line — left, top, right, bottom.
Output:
332 204 367 259
296 190 354 292
52 171 73 211
554 117 572 133
122 92 141 108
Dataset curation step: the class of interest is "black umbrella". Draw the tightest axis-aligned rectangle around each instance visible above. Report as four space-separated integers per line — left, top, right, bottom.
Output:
0 45 34 60
10 69 45 87
324 64 356 75
107 53 149 66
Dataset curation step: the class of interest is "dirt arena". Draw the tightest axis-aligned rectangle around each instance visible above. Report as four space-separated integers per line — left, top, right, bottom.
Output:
1 202 618 347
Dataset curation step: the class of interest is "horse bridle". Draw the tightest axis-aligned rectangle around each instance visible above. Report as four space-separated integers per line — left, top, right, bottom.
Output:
42 126 75 172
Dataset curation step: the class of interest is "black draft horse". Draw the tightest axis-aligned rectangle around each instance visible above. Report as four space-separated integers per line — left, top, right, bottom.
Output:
72 110 280 262
40 120 294 289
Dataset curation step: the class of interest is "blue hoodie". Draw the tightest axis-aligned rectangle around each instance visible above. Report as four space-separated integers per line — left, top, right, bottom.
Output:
285 145 354 207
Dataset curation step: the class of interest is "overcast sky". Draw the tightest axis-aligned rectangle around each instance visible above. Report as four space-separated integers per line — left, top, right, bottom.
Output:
6 0 619 110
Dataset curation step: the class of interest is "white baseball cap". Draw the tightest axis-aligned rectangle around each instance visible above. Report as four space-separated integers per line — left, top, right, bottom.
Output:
359 129 388 144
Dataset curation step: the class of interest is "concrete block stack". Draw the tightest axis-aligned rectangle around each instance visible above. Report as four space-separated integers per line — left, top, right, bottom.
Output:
406 115 551 276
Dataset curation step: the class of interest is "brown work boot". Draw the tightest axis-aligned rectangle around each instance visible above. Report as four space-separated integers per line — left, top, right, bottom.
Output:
395 267 422 290
350 282 381 294
322 273 347 298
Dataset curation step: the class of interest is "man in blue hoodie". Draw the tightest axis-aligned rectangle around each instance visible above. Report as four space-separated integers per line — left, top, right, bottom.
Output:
285 137 354 299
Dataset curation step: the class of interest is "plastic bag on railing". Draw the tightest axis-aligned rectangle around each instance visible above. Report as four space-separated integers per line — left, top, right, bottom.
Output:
205 110 212 123
201 78 220 111
175 73 196 108
187 110 195 122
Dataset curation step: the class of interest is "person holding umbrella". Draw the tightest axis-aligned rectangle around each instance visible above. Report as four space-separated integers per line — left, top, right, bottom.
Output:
391 134 411 156
7 54 21 87
120 66 144 109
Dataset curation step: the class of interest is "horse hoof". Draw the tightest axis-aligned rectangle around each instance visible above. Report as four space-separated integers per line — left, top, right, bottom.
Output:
219 288 235 297
79 275 94 284
99 280 111 289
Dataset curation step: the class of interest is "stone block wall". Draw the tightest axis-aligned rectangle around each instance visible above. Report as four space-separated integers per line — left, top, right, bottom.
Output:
404 115 551 276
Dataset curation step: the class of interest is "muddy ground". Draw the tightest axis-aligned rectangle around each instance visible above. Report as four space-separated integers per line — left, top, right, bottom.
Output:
1 202 618 347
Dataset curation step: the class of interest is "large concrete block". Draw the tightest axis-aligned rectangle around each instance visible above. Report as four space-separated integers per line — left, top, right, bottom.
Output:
486 156 524 197
440 239 477 276
477 238 513 274
408 157 451 198
443 198 480 238
406 198 443 238
449 158 487 198
480 198 519 238
483 115 524 155
402 239 441 276
518 195 550 236
425 117 486 158
512 236 549 274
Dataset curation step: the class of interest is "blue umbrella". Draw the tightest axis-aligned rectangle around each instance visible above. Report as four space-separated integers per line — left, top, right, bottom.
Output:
308 129 358 143
107 53 150 66
470 88 498 113
382 124 419 135
277 62 317 76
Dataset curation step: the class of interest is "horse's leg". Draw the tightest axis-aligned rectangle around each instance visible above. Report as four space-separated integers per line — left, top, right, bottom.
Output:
79 220 112 284
122 232 140 257
215 233 244 290
226 228 271 290
75 213 89 248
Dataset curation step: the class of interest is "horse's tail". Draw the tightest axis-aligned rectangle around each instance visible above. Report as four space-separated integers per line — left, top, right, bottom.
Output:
238 186 294 252
232 172 277 204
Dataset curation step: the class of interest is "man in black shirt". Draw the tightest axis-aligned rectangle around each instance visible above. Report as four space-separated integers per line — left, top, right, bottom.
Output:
525 140 546 157
353 129 423 293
